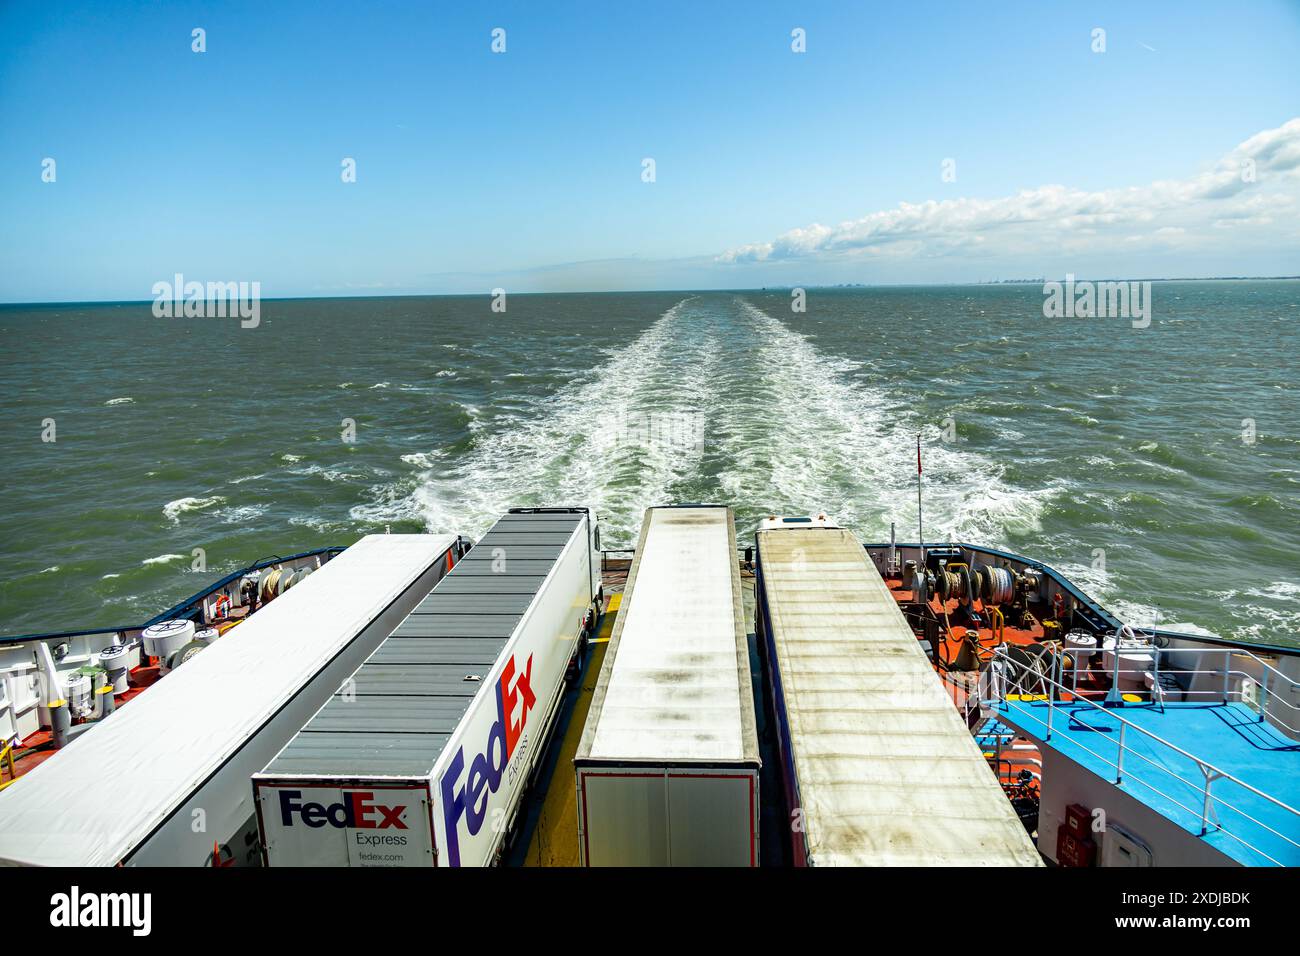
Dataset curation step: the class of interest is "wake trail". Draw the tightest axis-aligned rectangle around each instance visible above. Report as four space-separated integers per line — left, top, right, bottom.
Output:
717 299 1059 545
354 297 727 544
357 295 1059 551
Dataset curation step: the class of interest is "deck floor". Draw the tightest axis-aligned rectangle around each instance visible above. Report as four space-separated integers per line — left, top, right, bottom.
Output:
999 698 1300 866
514 593 619 867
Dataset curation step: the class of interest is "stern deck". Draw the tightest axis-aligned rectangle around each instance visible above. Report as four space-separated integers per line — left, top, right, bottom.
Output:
999 697 1300 866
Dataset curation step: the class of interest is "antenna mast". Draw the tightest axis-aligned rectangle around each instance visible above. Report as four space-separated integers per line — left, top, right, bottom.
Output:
916 434 925 567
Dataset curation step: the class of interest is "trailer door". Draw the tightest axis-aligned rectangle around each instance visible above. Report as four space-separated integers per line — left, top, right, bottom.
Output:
256 783 433 867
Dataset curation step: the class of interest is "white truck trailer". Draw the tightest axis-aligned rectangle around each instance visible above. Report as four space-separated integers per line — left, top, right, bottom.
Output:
0 533 461 867
753 516 1041 866
575 505 760 866
253 507 601 867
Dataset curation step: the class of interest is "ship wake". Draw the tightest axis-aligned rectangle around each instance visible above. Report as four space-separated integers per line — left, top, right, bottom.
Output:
355 295 1059 549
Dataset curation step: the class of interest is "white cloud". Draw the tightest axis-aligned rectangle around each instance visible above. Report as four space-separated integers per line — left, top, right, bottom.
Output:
718 118 1300 267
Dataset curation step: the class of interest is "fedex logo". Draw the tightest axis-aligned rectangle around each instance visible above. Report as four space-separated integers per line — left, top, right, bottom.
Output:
439 653 536 866
277 790 408 830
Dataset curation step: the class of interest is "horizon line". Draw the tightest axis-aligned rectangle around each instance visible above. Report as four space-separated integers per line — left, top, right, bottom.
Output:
3 275 1298 308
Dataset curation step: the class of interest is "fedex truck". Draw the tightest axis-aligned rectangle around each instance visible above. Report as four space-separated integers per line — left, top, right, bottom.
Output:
253 507 601 866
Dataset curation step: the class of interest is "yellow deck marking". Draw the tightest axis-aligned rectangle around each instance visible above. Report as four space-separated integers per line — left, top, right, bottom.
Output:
588 593 620 644
521 602 617 867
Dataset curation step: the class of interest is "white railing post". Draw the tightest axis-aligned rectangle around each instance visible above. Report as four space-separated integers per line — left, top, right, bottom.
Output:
995 646 1009 712
1201 770 1212 835
1199 767 1224 836
1115 723 1126 785
996 724 1003 779
1222 664 1231 705
1259 668 1269 724
1105 629 1125 706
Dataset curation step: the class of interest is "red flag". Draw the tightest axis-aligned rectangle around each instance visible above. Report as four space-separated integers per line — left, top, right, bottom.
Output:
917 437 922 475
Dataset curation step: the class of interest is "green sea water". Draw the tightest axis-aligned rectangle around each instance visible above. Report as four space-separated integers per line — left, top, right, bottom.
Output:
1 282 1297 644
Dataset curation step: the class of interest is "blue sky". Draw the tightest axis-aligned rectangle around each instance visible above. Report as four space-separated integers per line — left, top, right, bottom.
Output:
2 0 1298 301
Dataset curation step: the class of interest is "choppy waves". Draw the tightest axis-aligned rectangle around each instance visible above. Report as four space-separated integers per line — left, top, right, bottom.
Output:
9 288 1292 642
355 296 1060 550
352 298 714 542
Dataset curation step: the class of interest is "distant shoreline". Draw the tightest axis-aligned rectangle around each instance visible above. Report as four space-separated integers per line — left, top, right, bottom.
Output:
2 275 1298 308
971 276 1300 285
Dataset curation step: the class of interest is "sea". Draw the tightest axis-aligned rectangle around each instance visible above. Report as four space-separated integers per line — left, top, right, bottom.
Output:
1 281 1297 645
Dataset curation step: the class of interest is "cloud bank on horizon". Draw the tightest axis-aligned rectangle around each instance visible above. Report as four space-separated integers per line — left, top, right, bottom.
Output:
717 119 1300 273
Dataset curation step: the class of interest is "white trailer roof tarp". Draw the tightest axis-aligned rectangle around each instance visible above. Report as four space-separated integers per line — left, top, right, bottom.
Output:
0 533 454 867
580 506 757 765
758 527 1041 866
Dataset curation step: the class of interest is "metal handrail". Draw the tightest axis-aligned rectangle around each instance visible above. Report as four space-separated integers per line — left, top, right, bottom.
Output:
1026 711 1287 866
1141 641 1300 702
0 545 348 645
996 647 1298 811
988 645 1300 865
1061 640 1300 732
998 694 1294 867
1135 667 1300 721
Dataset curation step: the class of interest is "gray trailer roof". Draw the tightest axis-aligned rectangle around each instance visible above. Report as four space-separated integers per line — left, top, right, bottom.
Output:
262 511 584 779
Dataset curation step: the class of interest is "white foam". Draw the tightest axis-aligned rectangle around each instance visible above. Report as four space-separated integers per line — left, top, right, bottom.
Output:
400 452 440 468
1056 560 1227 639
1245 580 1300 602
288 514 337 533
219 504 269 523
353 298 710 543
722 300 1059 546
355 296 1059 552
162 496 224 523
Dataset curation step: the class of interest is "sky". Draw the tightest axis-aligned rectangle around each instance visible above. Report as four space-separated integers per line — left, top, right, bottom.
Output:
1 0 1298 301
